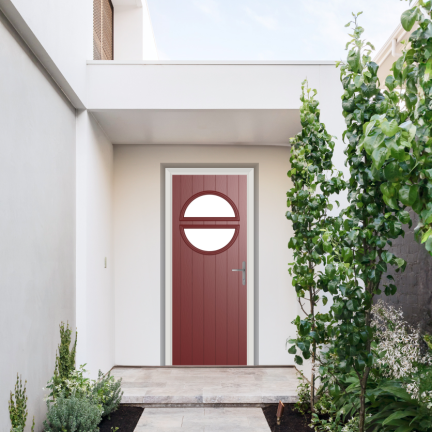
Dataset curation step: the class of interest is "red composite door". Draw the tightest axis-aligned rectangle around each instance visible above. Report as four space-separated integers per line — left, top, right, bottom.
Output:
172 175 247 365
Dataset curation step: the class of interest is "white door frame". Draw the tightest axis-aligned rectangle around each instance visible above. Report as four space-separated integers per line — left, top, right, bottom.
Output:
165 167 255 365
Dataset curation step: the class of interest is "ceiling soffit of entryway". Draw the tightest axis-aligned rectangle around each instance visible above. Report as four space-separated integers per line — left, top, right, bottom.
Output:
90 109 299 146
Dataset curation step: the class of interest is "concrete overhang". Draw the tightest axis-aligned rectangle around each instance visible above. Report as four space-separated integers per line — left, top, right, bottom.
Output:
86 61 339 145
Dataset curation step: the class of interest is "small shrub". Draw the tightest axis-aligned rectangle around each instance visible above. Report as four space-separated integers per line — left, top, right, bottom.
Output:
43 393 102 432
48 323 77 400
372 300 432 401
91 370 123 417
310 392 344 432
9 375 28 432
47 364 92 401
294 377 311 416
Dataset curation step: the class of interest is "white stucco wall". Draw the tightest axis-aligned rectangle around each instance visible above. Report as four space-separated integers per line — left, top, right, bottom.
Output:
76 111 114 378
113 144 297 365
0 11 76 430
1 0 92 104
113 1 158 61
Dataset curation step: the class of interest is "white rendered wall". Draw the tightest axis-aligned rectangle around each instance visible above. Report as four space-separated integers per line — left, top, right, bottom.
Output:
86 63 334 110
113 1 158 61
76 111 114 378
113 144 296 365
1 0 93 104
0 11 76 430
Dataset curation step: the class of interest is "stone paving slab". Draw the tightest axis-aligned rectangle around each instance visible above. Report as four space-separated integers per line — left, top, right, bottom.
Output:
134 407 270 431
113 367 299 405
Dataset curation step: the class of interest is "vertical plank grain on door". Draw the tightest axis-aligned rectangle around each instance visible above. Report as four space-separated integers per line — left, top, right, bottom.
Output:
215 175 228 364
180 176 193 364
203 175 216 365
227 176 240 365
173 173 248 366
172 176 182 365
192 176 204 364
238 175 248 364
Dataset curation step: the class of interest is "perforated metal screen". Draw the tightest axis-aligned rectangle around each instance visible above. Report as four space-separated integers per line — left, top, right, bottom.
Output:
93 0 114 60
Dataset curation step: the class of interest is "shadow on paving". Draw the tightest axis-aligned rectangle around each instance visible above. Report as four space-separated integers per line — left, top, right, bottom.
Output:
99 406 144 432
262 404 313 432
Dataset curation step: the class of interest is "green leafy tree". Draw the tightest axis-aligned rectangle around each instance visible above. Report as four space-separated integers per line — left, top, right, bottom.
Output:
321 13 409 432
286 80 345 411
376 0 432 255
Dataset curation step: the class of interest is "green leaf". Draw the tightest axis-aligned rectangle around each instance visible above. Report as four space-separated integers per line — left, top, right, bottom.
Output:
381 119 399 137
288 345 297 355
421 229 432 244
425 237 432 253
385 75 396 91
294 355 303 365
347 299 358 311
383 410 418 426
382 251 394 263
364 132 385 155
398 210 411 225
349 333 360 345
384 161 402 182
322 296 328 306
299 320 312 336
394 426 414 432
401 7 418 31
325 264 336 279
372 146 389 170
425 58 432 82
399 185 419 206
341 247 353 263
395 258 406 269
323 242 333 253
347 49 361 73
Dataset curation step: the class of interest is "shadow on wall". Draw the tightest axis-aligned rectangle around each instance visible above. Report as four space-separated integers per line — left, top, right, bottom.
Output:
377 209 432 334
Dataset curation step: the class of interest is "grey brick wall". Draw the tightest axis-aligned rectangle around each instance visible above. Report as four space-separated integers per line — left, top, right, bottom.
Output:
376 209 432 334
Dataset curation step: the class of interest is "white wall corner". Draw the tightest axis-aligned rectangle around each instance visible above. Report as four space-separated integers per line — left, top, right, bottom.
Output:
76 110 89 369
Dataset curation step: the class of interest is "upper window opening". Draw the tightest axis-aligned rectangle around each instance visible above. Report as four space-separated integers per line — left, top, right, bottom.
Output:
93 0 114 60
184 194 235 218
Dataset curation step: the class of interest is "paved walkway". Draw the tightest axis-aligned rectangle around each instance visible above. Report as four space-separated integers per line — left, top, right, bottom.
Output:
112 366 299 404
134 407 270 431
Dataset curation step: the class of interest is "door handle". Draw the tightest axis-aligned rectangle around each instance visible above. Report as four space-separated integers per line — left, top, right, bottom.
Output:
232 261 246 285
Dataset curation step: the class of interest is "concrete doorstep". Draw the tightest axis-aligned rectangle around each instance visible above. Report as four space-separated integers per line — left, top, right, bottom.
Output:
112 366 299 405
134 407 270 432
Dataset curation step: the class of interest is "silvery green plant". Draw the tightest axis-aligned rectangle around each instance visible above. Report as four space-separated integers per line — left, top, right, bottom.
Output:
91 370 123 418
44 393 102 432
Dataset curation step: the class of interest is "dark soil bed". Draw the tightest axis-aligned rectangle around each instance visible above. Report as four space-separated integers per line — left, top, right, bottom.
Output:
262 404 313 432
98 405 144 432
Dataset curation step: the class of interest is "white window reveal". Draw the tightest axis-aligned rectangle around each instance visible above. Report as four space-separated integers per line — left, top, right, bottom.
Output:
184 228 236 252
184 194 235 218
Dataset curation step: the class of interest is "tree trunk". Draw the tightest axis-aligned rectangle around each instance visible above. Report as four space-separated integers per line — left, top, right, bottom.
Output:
309 280 315 413
310 355 315 412
358 383 366 432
